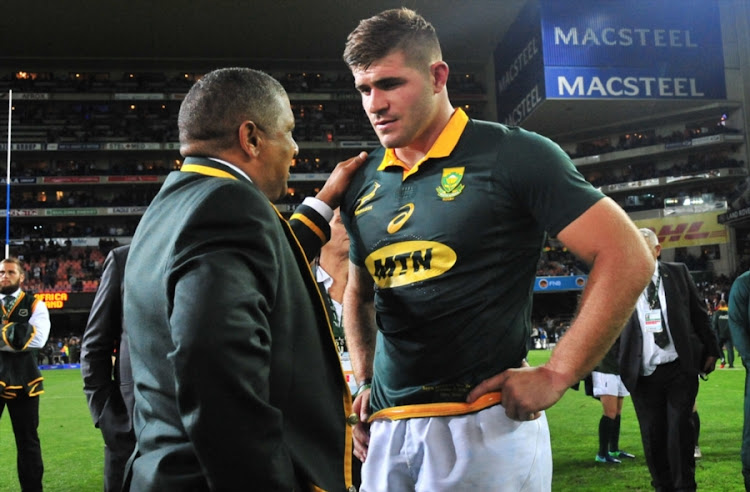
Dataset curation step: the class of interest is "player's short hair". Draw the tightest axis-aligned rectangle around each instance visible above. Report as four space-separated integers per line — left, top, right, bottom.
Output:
343 8 442 71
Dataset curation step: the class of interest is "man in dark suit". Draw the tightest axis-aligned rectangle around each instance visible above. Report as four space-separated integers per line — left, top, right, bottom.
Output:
80 244 134 492
123 67 365 491
619 228 720 491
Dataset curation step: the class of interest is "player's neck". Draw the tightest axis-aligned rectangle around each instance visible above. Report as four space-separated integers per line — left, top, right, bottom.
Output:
394 103 454 169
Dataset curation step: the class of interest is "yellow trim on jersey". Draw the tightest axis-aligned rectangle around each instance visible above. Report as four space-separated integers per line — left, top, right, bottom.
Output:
368 391 502 422
181 164 238 180
290 212 327 245
377 108 470 180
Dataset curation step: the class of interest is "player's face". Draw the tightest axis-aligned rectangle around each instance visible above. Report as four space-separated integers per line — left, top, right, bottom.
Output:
353 50 439 150
256 93 299 201
0 262 24 295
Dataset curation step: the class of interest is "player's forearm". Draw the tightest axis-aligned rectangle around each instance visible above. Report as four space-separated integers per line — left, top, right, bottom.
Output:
343 270 377 384
343 299 376 384
546 249 652 387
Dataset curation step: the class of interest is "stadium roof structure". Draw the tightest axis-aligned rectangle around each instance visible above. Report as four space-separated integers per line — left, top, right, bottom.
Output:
0 0 741 140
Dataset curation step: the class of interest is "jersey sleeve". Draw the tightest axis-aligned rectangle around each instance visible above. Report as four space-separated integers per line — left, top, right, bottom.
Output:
499 128 606 237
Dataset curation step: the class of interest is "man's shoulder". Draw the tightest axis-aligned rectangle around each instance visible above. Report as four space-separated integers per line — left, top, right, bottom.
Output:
660 260 688 272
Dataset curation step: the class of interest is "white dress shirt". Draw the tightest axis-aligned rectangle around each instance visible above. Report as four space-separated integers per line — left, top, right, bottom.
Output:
635 262 678 376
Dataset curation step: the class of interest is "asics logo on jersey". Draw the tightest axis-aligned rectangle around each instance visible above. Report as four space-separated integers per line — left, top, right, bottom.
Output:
354 182 380 216
365 240 457 288
387 203 414 234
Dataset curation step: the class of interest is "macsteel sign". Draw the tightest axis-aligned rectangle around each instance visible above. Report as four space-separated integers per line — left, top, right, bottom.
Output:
494 0 725 124
542 0 725 100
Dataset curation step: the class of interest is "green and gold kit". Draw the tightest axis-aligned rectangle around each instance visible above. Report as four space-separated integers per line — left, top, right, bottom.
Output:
341 109 605 413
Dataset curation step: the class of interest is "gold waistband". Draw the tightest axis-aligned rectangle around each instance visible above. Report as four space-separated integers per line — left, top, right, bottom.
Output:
368 391 502 422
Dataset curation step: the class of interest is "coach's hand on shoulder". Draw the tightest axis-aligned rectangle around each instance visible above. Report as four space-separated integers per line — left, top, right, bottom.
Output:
315 152 368 209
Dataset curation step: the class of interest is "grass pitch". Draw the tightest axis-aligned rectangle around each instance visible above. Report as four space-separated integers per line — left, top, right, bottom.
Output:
0 351 745 491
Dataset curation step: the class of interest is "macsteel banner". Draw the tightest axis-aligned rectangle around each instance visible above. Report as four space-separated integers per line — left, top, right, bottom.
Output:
494 0 726 123
540 0 725 100
494 1 545 126
634 211 728 248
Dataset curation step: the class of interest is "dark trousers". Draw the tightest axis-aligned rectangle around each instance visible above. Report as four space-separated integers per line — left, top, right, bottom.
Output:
0 395 44 491
630 360 698 492
719 337 735 367
99 397 136 492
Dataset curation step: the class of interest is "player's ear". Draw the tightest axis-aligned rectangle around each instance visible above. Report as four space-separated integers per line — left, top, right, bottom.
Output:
430 61 449 93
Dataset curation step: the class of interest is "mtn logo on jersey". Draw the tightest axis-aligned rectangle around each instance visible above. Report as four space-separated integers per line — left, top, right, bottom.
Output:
365 240 457 288
436 167 465 201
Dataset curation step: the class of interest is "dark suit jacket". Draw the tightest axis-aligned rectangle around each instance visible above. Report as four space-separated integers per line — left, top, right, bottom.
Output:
123 157 353 491
81 245 134 430
619 260 720 391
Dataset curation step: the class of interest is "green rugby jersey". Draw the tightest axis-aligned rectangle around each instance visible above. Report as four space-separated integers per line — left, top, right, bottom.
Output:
341 109 605 413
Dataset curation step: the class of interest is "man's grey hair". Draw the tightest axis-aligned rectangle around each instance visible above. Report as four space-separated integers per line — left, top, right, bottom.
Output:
639 228 659 248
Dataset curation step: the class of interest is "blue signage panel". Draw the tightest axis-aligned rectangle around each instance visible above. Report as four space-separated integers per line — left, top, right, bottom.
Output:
493 1 546 125
545 66 726 100
534 276 587 292
539 0 725 100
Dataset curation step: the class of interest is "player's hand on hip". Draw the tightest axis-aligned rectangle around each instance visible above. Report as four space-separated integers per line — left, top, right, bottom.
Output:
466 364 567 422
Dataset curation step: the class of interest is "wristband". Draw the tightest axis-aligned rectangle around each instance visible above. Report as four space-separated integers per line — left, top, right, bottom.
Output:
353 378 372 398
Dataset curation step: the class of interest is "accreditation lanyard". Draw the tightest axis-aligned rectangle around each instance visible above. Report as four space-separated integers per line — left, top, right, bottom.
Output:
644 274 664 334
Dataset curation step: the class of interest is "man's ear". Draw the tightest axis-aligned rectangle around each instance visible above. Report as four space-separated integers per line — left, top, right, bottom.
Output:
240 120 262 157
430 61 450 93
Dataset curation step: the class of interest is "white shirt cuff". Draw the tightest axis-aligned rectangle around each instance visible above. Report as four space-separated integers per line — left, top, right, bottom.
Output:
301 197 333 223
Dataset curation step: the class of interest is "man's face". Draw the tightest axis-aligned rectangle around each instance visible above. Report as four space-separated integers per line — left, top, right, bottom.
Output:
352 50 438 150
0 262 23 295
324 208 350 259
255 93 299 201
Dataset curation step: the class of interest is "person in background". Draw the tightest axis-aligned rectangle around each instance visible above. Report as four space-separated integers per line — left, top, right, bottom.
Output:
592 341 635 464
313 208 350 354
340 8 653 491
729 270 750 490
0 257 51 492
123 67 365 491
692 401 702 459
619 228 720 491
80 244 134 492
713 299 733 368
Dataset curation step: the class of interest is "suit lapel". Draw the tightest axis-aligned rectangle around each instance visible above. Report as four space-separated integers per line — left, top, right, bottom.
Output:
272 206 338 343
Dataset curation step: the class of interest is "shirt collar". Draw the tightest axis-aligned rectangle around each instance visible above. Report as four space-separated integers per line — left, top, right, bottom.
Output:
181 156 253 184
2 289 21 298
651 260 660 281
206 157 253 183
376 108 469 179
